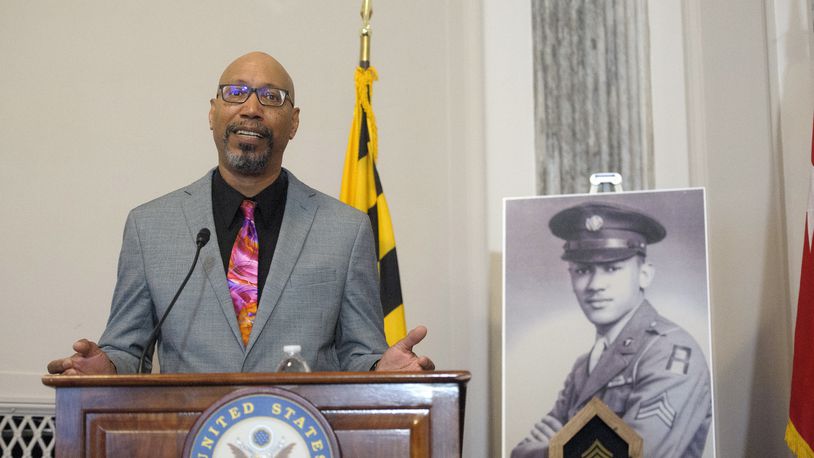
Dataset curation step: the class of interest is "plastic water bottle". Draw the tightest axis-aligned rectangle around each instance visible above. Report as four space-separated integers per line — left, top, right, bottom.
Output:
275 345 311 372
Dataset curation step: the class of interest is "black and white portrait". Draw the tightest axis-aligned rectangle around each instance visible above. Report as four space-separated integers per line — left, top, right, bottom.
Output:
504 189 715 457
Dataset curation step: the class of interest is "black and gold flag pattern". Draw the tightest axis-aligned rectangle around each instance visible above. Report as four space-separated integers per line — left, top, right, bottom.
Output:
340 66 406 346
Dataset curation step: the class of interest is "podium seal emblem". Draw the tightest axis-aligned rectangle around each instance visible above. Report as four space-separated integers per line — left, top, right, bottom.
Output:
183 387 339 458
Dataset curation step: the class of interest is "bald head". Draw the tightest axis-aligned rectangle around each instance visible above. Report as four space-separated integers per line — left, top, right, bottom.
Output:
209 51 301 195
218 52 296 104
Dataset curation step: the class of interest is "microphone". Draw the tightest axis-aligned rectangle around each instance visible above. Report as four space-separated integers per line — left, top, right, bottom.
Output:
137 228 211 374
196 228 210 247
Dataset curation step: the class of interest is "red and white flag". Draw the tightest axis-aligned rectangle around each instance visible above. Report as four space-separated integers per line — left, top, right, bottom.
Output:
787 116 814 458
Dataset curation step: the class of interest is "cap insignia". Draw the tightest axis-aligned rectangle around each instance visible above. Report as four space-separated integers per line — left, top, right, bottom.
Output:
585 215 604 232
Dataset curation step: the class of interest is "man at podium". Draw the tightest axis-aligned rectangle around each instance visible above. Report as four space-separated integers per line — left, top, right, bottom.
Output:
47 52 433 376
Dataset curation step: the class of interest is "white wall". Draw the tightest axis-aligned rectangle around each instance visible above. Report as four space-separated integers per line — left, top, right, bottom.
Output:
0 1 490 456
690 0 809 454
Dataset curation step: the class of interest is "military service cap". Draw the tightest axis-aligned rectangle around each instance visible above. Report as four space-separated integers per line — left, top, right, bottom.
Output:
549 202 666 263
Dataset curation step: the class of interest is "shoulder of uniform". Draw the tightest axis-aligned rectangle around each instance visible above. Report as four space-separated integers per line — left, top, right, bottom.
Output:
645 312 687 336
644 315 702 347
572 352 590 370
633 315 710 379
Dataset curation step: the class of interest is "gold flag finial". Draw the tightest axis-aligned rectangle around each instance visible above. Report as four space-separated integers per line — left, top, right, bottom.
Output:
359 0 372 68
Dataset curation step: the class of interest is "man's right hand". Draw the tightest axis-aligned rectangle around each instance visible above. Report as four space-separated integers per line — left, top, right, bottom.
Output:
46 339 116 375
511 415 563 458
529 414 563 443
375 325 435 371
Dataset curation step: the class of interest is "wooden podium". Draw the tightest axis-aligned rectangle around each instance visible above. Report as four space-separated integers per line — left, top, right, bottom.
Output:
42 371 470 457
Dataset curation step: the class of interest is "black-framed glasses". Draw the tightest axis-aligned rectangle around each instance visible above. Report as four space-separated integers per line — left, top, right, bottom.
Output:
217 84 292 107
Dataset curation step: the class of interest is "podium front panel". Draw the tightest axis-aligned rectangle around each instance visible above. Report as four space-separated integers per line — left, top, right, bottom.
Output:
44 371 469 458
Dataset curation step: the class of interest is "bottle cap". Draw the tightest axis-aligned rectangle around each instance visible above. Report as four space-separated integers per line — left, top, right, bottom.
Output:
283 345 301 353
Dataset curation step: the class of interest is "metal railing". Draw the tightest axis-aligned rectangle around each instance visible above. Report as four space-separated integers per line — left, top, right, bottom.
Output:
0 403 55 458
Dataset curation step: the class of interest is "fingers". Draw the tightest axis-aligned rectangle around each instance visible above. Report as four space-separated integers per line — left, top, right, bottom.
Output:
47 339 106 375
407 327 433 370
394 325 428 352
530 415 561 442
530 423 554 442
376 325 433 372
72 339 100 357
542 415 563 431
46 358 70 374
417 356 435 371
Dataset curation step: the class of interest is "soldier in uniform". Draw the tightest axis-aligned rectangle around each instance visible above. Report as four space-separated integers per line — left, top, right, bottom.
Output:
511 202 712 458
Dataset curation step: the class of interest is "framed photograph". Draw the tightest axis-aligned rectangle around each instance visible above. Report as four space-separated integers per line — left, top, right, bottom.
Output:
503 189 715 458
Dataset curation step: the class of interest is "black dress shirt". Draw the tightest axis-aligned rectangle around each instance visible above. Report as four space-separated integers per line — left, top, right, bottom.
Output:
211 168 288 301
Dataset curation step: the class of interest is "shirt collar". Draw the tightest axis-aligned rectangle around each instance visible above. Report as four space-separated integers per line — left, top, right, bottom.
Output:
212 168 288 229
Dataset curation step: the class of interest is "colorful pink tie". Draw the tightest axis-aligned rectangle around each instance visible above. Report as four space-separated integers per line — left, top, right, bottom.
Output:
228 200 259 346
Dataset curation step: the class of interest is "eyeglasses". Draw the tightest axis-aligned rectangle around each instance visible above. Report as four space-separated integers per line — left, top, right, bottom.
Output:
217 84 293 107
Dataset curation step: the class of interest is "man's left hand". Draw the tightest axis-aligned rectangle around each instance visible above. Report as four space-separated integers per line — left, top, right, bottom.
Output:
375 325 435 371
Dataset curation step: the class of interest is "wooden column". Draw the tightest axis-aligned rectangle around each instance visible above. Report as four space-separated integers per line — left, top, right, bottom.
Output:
532 0 653 194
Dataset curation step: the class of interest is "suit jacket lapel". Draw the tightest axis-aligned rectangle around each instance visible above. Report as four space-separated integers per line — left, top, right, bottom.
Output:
246 170 317 351
181 169 246 350
575 301 658 407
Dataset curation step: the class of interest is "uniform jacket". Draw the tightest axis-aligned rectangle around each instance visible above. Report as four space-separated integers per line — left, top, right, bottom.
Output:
512 301 712 457
98 168 388 373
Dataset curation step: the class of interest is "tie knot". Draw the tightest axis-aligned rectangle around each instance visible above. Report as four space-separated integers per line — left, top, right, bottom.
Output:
240 200 256 221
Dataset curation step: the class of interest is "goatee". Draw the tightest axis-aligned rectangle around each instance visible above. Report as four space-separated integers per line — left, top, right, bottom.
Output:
222 123 274 176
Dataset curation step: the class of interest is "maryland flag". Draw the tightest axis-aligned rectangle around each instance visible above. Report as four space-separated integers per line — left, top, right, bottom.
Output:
787 116 814 458
340 66 406 346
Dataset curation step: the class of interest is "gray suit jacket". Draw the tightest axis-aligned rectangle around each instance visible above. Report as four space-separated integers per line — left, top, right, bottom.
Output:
99 169 388 373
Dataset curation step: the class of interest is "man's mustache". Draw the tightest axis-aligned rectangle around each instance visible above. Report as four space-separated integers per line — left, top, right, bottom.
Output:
225 122 273 140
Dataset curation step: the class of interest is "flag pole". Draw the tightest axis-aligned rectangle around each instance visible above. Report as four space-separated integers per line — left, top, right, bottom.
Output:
359 0 372 69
